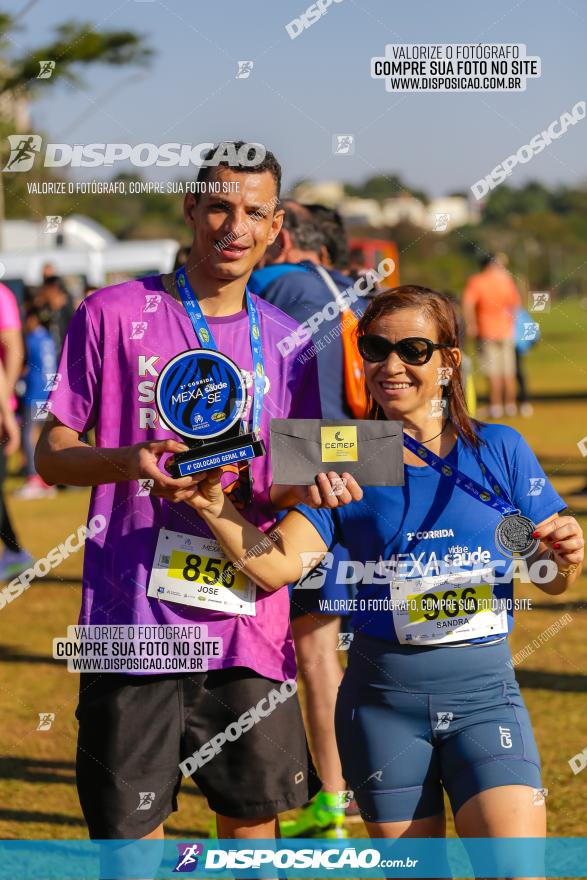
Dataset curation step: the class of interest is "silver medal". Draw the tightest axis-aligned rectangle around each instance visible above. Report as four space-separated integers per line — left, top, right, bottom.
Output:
495 513 538 557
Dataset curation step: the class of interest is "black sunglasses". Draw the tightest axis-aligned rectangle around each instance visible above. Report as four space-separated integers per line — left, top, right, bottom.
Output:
358 334 452 365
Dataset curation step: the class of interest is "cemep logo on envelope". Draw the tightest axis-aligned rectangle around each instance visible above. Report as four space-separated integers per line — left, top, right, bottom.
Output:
321 426 358 462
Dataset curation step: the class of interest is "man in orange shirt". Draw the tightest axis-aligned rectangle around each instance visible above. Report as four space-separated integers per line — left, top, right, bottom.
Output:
462 254 521 418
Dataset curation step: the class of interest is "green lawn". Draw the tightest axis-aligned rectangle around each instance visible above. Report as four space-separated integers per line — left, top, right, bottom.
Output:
471 296 587 397
0 299 585 840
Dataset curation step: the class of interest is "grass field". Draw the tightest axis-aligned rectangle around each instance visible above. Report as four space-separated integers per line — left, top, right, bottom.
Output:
518 298 587 396
0 297 585 841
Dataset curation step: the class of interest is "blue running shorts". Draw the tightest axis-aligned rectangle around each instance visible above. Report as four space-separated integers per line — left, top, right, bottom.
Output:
335 635 541 823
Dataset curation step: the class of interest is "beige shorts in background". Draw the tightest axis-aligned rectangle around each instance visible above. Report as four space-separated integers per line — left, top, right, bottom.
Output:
477 338 516 378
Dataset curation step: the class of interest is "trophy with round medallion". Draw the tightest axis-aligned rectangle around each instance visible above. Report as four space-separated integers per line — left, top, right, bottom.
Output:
156 347 265 478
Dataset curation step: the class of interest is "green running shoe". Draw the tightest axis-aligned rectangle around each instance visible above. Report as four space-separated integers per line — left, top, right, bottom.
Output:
280 791 348 839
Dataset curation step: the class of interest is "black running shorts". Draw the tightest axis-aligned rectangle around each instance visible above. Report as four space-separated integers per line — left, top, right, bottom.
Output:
76 667 321 839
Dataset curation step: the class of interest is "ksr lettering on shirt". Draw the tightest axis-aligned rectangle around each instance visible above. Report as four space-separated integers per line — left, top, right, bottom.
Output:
135 355 269 430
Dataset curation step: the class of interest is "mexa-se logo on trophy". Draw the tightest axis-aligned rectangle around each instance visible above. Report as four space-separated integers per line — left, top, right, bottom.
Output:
156 348 265 478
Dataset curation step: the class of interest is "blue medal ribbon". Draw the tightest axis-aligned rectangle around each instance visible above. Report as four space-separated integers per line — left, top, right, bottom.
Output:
175 267 265 435
402 429 518 517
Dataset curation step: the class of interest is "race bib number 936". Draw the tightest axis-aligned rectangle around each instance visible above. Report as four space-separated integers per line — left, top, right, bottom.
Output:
391 571 507 645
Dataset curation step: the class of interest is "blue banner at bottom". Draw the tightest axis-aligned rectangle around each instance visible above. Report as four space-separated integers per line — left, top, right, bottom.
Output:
177 444 255 476
0 838 586 878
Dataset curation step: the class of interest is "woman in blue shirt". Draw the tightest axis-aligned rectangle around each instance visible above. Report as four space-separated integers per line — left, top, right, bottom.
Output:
182 285 583 845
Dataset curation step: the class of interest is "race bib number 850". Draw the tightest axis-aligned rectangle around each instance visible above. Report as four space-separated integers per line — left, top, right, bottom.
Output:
168 550 246 590
147 529 256 615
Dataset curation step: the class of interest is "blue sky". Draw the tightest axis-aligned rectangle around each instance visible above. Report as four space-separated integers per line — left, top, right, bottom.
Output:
8 0 587 194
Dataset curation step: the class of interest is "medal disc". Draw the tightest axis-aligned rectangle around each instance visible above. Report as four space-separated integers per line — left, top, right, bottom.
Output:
495 513 538 557
156 348 246 441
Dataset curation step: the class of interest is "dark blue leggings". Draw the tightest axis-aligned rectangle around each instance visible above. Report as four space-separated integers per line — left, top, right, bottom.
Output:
335 635 541 823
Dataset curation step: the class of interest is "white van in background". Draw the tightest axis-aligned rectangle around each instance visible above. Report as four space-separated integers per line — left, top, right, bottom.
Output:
0 214 179 302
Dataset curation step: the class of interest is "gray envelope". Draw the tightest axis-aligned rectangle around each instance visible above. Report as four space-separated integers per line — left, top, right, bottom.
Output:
270 419 405 486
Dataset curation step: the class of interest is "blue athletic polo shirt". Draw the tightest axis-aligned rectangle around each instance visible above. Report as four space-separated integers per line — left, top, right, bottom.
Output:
24 326 57 404
296 424 565 645
248 263 310 296
253 261 364 419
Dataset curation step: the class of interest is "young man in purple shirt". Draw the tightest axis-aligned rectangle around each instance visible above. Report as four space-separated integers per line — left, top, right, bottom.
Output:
36 143 339 843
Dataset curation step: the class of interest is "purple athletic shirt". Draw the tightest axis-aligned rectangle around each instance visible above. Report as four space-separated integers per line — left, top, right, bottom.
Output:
49 275 321 680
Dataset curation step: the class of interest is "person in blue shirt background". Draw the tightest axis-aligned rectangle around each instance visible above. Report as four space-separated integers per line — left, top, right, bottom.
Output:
183 284 584 848
250 200 363 420
252 200 364 836
248 199 318 297
16 304 57 499
514 301 540 418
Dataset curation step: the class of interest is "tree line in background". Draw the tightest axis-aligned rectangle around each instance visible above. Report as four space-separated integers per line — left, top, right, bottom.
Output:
5 164 586 298
341 175 587 298
1 9 585 299
389 180 587 298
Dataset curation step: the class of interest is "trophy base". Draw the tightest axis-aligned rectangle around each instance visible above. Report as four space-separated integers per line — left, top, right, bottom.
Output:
169 432 266 478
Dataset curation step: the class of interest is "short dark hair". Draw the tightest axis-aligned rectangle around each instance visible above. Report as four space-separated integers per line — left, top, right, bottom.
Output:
173 244 190 271
26 302 42 320
282 202 324 255
479 254 495 270
195 140 281 202
305 203 349 270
